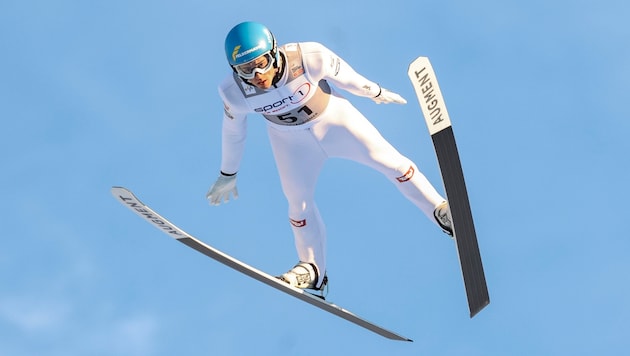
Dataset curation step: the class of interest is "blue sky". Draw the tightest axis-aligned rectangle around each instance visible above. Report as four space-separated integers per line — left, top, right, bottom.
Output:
2 0 629 355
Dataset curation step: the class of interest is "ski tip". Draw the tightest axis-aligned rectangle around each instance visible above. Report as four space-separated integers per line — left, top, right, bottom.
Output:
408 55 429 70
111 186 131 196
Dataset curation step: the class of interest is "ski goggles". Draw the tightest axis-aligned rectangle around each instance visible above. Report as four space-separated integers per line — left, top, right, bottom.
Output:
234 52 275 79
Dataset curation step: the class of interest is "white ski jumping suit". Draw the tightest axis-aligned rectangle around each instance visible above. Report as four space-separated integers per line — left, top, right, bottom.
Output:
218 42 445 288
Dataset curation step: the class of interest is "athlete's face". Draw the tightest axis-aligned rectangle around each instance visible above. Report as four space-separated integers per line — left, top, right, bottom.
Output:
235 52 278 89
248 64 278 89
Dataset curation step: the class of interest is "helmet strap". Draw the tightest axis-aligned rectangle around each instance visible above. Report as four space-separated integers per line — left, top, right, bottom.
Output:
271 50 285 87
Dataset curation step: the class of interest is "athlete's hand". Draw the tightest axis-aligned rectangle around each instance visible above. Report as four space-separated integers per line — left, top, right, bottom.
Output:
206 173 238 205
371 87 407 105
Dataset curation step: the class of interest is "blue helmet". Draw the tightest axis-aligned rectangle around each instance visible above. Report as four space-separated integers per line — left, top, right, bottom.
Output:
225 21 277 67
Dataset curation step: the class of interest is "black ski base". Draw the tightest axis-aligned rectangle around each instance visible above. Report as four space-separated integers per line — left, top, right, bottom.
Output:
432 126 489 317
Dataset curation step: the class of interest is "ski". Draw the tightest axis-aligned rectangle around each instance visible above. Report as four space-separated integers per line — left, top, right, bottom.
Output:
111 186 412 341
407 56 490 317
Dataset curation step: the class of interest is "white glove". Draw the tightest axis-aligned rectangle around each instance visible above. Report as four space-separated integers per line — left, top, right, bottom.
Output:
371 87 407 105
206 173 238 205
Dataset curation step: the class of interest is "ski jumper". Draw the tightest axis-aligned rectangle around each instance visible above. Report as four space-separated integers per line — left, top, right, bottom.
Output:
218 42 445 288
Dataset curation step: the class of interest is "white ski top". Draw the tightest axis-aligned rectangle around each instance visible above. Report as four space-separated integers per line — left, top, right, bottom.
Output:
217 41 381 174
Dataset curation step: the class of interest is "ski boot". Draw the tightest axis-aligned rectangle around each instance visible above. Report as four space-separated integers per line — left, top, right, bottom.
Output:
278 262 328 299
434 201 454 237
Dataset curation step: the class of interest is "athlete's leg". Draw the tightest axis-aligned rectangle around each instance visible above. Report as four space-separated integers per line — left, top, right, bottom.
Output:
267 125 328 288
313 95 445 224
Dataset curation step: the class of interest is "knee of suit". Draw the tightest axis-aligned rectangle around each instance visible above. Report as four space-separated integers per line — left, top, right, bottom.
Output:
393 161 417 183
287 201 316 228
289 217 307 228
